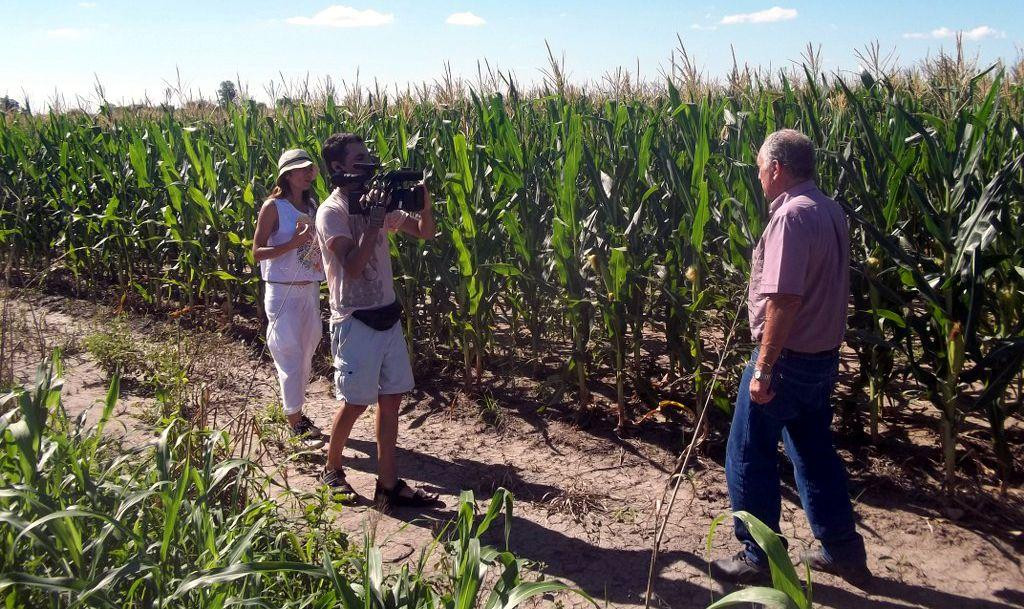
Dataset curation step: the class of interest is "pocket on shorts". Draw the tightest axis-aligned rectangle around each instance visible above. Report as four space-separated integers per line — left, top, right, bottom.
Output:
379 324 415 394
331 319 354 354
331 320 379 404
331 321 354 394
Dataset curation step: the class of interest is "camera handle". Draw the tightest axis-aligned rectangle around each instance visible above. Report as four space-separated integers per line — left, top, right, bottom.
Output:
367 201 387 229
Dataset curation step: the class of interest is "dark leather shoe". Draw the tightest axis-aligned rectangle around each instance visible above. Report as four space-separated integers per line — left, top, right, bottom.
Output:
710 551 771 584
799 549 871 586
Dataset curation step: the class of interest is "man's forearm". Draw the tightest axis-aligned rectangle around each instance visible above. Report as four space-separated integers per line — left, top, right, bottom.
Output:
757 294 803 369
336 230 378 277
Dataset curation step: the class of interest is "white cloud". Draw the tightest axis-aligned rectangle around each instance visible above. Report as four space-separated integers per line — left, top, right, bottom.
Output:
690 23 718 31
720 6 797 25
446 12 485 26
962 26 1004 40
902 25 1005 41
79 2 97 7
286 5 393 28
46 27 88 39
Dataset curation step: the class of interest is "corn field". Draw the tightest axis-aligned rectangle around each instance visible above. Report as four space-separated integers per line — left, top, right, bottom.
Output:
0 357 574 608
2 47 1023 488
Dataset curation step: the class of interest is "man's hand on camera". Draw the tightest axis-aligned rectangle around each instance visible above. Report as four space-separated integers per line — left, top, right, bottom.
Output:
368 204 386 229
361 188 388 229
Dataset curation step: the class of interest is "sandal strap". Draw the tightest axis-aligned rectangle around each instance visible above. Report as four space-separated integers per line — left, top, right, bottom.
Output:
390 479 431 499
376 478 436 506
390 478 411 498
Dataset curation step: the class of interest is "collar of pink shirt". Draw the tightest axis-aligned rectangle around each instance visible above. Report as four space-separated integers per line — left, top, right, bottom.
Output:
768 179 818 215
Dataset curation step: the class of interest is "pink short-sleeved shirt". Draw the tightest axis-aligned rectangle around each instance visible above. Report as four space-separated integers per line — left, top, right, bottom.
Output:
747 180 850 352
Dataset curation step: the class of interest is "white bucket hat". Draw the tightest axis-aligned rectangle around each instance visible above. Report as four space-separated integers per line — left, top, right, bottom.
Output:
277 148 315 176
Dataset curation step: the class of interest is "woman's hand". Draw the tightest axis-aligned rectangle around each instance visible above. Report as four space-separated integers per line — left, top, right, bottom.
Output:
290 222 314 248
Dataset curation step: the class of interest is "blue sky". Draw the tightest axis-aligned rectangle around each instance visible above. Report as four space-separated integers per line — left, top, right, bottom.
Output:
2 1 1021 107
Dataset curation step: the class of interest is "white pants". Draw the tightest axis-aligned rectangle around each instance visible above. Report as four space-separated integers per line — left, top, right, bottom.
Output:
265 283 322 415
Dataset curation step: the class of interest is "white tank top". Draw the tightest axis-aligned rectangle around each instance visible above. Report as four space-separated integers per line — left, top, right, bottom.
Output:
259 198 326 283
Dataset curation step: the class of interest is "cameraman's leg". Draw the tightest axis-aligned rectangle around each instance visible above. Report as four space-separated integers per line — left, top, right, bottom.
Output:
327 318 383 470
377 324 415 491
376 392 434 505
327 401 367 470
376 393 402 489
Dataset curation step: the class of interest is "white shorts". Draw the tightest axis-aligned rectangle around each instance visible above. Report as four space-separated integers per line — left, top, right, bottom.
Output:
330 318 414 405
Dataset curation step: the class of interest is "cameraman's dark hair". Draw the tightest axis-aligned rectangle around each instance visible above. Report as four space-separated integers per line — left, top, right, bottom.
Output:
759 129 816 180
322 133 363 169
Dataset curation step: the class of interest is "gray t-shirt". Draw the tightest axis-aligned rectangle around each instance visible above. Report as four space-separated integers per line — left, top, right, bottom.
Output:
315 189 408 324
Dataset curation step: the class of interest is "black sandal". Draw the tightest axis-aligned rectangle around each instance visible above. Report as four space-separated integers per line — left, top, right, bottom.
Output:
373 478 441 512
322 468 358 505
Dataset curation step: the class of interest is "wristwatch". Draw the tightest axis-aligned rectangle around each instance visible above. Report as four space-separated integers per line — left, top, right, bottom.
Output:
753 365 772 382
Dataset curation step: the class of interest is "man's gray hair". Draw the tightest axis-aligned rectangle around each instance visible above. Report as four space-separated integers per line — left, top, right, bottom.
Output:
759 129 816 180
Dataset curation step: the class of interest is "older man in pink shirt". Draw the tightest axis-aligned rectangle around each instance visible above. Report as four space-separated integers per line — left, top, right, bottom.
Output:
711 129 869 585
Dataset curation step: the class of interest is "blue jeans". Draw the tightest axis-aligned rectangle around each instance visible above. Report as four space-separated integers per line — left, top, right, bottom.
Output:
726 347 866 566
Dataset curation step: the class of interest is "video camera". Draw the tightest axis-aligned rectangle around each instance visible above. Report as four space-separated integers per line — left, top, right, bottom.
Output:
330 162 426 215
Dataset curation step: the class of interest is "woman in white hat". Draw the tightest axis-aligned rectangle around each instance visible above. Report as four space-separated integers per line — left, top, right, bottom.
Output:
252 148 326 448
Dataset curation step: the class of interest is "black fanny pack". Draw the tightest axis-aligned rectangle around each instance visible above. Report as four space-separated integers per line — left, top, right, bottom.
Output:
352 300 403 331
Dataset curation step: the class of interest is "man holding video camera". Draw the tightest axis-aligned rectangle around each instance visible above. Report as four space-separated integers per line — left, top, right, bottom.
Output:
315 132 438 511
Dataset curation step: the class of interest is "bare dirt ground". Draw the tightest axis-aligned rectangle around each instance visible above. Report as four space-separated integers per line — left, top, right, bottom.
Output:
3 289 1023 609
